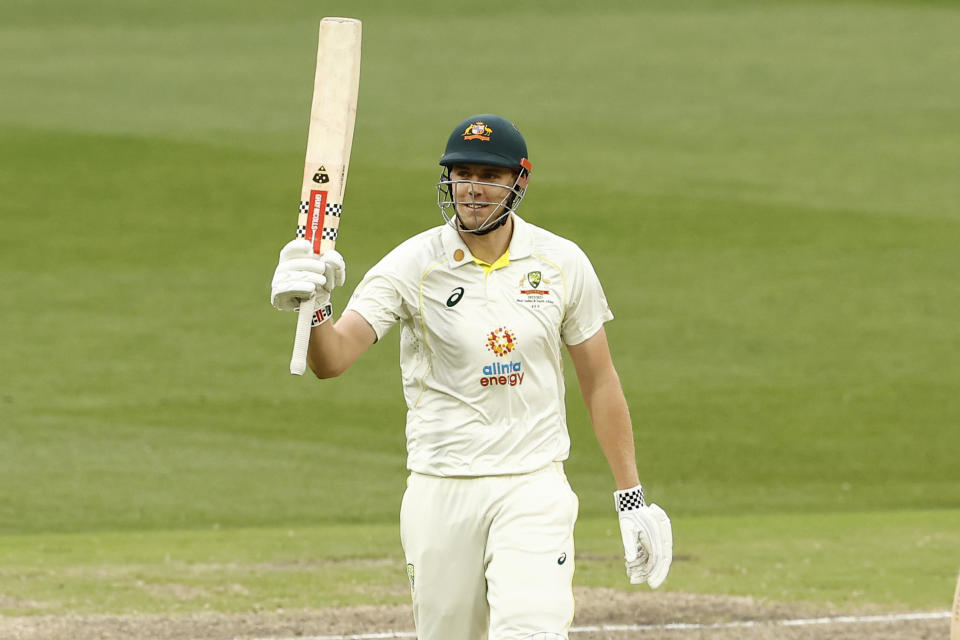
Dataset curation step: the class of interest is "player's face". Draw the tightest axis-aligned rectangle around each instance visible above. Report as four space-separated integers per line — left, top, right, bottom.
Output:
450 164 518 231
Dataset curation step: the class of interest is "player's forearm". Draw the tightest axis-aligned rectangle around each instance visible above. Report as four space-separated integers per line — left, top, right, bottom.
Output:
306 321 353 378
305 309 377 379
585 383 641 490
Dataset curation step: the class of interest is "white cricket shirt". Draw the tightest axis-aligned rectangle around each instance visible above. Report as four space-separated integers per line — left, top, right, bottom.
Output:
345 214 614 476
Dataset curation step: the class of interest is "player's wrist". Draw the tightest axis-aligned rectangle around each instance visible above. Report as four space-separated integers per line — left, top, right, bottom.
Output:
310 301 334 327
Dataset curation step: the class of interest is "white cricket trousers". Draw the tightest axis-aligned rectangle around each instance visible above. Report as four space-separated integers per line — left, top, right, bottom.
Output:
399 462 579 640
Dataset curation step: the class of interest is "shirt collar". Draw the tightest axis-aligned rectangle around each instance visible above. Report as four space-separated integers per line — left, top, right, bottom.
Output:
440 213 534 268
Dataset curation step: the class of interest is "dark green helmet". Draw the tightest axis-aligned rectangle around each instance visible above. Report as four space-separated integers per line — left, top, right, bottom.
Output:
439 114 531 173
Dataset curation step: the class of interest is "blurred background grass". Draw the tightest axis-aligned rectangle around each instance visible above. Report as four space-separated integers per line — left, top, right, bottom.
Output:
1 0 958 612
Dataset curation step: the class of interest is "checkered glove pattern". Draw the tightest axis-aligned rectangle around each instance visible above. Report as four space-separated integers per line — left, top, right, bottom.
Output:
614 484 673 589
615 485 646 511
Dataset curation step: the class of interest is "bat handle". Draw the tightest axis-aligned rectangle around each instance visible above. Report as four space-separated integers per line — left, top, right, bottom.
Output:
290 298 315 376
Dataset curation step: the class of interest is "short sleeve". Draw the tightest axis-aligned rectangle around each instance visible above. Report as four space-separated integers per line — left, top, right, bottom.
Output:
560 247 614 346
345 269 408 342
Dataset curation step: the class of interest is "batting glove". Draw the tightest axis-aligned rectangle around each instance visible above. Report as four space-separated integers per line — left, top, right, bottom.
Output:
270 239 346 312
615 484 673 588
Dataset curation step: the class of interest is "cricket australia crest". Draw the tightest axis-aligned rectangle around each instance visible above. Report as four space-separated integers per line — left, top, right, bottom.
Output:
516 270 555 310
462 121 493 141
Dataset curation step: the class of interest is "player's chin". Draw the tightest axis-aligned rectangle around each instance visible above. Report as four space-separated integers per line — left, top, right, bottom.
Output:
456 206 492 229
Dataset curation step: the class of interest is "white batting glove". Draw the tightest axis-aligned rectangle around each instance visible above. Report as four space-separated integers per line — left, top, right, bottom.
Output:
270 239 346 312
615 484 673 588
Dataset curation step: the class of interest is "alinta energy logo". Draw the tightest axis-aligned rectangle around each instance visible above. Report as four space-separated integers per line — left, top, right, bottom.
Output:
480 327 524 388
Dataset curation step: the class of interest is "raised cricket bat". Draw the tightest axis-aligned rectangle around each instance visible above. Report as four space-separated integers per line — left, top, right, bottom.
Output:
289 17 362 375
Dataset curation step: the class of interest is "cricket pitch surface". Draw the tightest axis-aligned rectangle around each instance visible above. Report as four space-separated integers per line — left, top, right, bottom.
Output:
0 588 949 640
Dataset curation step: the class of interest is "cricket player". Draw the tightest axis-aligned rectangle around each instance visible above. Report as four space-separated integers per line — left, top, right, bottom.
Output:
270 114 672 640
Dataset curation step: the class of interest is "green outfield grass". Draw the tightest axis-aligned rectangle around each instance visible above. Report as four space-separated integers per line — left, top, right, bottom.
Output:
1 510 956 615
1 0 958 615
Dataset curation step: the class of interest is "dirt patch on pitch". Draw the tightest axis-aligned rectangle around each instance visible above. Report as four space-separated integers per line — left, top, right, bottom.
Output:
0 588 947 639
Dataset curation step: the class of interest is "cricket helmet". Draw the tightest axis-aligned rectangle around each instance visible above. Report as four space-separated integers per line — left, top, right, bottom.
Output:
439 114 530 171
437 114 533 234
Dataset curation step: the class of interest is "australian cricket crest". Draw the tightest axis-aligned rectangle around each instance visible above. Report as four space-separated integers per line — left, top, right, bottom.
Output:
462 121 492 141
517 270 554 310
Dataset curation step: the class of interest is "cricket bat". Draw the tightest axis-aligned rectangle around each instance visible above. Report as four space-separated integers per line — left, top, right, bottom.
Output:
289 17 362 375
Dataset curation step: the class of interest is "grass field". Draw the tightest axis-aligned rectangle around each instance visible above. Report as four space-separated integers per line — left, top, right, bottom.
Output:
1 0 958 624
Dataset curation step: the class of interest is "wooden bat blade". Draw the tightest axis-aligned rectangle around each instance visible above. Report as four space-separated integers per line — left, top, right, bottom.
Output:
298 16 361 256
290 17 361 376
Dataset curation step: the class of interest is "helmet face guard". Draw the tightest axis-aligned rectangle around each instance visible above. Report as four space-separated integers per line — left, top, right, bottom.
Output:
436 114 532 234
437 158 531 234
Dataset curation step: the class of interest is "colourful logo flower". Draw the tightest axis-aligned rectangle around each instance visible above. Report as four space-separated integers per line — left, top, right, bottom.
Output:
485 327 517 357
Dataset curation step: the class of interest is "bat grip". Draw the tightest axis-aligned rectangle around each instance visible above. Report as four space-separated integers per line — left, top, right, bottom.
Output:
290 299 315 375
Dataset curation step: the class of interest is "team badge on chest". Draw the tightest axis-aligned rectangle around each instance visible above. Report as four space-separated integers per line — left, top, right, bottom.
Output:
517 270 554 309
519 271 549 295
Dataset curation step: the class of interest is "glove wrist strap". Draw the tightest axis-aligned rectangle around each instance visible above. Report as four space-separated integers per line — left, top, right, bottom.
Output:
614 483 646 512
310 302 334 327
